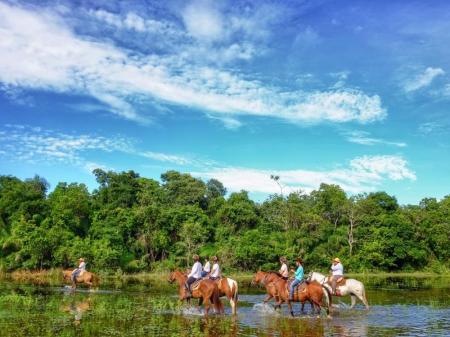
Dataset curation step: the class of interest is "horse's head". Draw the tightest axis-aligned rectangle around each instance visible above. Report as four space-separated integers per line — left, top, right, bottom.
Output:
306 272 313 282
251 271 266 286
63 270 72 281
168 270 185 284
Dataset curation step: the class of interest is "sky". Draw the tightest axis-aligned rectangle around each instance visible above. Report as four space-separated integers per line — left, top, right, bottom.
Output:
1 0 449 205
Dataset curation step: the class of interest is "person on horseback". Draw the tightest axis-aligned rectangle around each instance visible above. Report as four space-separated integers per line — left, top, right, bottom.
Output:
289 258 304 301
71 258 86 286
185 254 202 298
201 256 211 277
279 256 289 280
209 256 221 281
331 257 344 295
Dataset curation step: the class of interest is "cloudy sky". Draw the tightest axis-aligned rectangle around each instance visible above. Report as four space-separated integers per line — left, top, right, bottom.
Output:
1 0 449 204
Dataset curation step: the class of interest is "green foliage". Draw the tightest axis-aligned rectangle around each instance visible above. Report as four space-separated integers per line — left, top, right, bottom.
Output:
0 170 448 273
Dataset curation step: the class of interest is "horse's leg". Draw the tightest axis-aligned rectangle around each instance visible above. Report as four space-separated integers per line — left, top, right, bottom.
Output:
288 300 294 317
263 293 273 304
204 295 210 317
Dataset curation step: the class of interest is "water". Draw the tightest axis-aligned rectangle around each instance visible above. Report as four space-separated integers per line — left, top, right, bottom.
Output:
0 277 448 337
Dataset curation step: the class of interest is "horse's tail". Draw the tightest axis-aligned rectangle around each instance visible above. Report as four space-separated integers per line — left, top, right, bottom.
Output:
92 273 100 287
212 285 223 313
322 285 332 314
360 283 369 310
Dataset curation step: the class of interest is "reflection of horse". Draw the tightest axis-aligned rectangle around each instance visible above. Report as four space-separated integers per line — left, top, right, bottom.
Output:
63 270 99 290
61 297 91 325
307 272 369 310
168 270 224 317
215 277 239 315
252 271 331 317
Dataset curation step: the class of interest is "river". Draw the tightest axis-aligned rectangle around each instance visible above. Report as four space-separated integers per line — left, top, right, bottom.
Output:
0 275 448 336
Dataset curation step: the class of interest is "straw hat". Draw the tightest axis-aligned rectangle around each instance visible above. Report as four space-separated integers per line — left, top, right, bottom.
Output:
280 256 287 263
333 257 341 263
212 256 218 262
79 258 84 262
192 254 200 261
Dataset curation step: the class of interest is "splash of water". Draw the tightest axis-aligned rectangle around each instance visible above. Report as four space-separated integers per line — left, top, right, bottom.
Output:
182 307 204 316
252 303 280 315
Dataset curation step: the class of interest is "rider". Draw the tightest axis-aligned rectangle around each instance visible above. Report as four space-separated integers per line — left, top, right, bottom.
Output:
330 257 344 295
185 254 202 298
71 258 86 284
201 256 211 277
209 256 221 281
279 256 289 280
289 258 304 301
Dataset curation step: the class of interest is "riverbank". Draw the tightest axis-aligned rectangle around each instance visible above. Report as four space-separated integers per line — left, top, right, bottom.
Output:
1 269 449 290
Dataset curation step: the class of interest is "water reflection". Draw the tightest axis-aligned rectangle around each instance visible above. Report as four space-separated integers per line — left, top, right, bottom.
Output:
60 295 91 325
0 281 448 337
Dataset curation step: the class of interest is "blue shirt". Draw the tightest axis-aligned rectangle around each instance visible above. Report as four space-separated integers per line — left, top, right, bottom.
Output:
294 265 304 281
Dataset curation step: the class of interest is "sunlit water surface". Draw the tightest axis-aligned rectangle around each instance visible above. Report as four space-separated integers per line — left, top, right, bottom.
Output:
0 277 448 337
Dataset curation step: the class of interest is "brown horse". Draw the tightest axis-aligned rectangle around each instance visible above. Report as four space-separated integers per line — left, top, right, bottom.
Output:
214 277 239 315
252 271 331 317
168 270 224 317
63 270 99 289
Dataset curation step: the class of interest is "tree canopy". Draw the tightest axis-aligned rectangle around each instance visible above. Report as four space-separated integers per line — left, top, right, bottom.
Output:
0 171 448 273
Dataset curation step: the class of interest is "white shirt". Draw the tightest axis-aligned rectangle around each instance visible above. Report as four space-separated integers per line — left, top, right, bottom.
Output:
210 263 221 278
279 263 288 278
78 262 86 271
203 261 211 273
188 261 203 278
331 263 344 276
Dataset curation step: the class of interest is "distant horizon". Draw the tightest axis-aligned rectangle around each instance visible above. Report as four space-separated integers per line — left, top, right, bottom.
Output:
2 0 450 205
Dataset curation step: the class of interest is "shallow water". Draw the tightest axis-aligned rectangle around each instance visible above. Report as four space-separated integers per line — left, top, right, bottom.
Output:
0 277 448 337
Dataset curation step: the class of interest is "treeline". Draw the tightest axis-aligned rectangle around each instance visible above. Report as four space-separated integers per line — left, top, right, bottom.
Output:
0 170 449 273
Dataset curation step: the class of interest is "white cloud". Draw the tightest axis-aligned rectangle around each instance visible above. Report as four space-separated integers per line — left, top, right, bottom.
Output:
181 0 223 41
0 2 387 127
345 130 407 147
0 125 193 168
195 155 416 195
403 67 445 92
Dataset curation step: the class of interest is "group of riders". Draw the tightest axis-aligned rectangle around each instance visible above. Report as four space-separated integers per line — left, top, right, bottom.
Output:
69 255 344 297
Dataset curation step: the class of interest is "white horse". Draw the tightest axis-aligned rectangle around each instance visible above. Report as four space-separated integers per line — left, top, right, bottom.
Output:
307 272 369 310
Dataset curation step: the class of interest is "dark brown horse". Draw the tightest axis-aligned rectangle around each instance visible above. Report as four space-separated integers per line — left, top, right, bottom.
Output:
168 270 224 317
63 270 99 289
252 271 331 317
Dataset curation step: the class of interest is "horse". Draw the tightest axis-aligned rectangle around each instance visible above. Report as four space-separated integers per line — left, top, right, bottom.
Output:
306 271 369 310
63 270 99 290
168 270 224 317
252 271 331 317
214 277 239 315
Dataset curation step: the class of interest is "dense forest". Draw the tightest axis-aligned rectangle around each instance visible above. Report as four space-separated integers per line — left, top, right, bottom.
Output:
0 170 448 274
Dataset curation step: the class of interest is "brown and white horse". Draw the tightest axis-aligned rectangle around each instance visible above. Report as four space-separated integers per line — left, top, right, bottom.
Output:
168 270 224 316
214 277 239 315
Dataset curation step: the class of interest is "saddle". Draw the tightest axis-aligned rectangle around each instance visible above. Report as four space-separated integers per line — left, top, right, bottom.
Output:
285 279 307 294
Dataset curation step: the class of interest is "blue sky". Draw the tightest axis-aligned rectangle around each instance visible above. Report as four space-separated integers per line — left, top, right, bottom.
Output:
1 0 449 204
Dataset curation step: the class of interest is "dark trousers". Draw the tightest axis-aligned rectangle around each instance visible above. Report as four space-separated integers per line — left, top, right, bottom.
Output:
71 269 81 282
201 271 209 277
186 276 198 292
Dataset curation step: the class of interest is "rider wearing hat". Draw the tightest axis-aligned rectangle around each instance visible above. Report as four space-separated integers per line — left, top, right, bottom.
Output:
279 256 289 281
71 258 86 283
330 257 344 295
201 256 211 277
185 254 202 298
209 256 221 281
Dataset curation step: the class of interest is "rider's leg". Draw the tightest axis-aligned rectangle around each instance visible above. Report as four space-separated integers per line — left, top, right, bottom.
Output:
331 276 338 295
185 276 196 298
290 279 300 300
